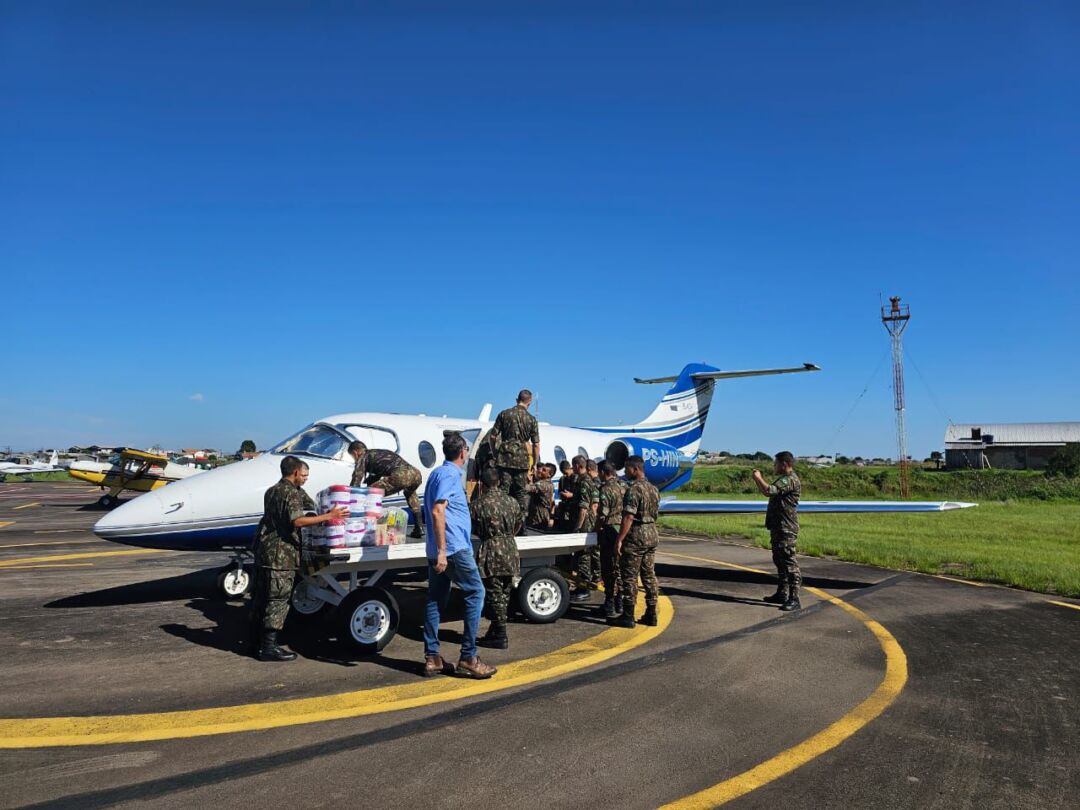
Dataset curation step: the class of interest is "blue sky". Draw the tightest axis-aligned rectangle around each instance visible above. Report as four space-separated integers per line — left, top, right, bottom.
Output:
2 2 1077 458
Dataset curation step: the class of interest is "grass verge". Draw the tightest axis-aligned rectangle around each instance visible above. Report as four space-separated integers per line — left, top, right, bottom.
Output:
661 497 1080 597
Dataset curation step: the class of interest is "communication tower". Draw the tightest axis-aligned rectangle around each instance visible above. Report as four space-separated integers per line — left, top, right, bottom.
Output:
881 296 911 498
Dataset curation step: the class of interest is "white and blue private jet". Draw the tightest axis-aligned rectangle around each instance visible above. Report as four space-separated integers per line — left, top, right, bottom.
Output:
94 362 974 564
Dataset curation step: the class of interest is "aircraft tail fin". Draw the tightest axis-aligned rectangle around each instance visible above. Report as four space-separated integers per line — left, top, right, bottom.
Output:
609 362 821 457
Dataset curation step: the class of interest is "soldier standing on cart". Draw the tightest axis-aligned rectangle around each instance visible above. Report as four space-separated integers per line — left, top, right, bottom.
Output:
250 455 348 662
488 389 541 515
471 467 524 650
569 454 600 603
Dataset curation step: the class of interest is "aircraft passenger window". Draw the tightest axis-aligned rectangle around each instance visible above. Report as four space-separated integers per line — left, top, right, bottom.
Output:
577 447 588 459
554 446 566 465
270 425 350 459
418 441 436 468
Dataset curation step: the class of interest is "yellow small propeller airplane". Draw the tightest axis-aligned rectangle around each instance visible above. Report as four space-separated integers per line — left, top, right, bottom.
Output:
68 448 204 509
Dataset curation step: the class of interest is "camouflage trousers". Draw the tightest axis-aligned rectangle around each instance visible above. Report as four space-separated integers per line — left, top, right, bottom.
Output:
619 537 659 609
497 467 530 516
251 566 296 632
573 544 601 589
598 527 621 600
770 530 801 591
370 467 423 525
483 575 515 626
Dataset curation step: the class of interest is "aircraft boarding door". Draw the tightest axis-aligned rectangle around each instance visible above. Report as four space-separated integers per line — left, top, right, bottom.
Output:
462 427 487 500
340 426 400 453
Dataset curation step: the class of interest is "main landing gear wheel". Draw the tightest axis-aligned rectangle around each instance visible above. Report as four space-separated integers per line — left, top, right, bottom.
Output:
217 566 251 599
516 567 569 624
336 586 399 654
290 578 331 622
97 494 119 509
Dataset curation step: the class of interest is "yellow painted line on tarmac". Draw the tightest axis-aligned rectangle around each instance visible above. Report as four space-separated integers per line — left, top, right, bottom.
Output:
13 502 41 510
0 594 674 747
934 575 986 587
661 550 769 575
0 563 94 571
659 557 908 809
1047 600 1080 612
0 540 100 550
0 521 14 530
0 550 166 569
34 529 86 534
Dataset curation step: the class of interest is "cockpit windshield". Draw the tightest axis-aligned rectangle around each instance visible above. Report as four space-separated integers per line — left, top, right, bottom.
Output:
269 424 350 459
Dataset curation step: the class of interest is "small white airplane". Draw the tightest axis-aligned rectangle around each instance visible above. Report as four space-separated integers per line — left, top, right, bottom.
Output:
93 362 974 553
0 450 63 477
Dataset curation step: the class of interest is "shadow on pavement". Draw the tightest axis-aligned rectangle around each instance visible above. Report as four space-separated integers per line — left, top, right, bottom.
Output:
44 569 221 608
655 561 875 591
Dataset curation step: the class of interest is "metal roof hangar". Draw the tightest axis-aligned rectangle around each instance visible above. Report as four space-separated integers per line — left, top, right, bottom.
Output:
944 422 1080 470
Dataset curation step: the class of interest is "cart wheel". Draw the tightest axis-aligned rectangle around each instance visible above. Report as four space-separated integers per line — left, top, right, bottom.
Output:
217 566 251 599
290 578 331 621
336 586 399 653
516 567 569 624
97 494 117 509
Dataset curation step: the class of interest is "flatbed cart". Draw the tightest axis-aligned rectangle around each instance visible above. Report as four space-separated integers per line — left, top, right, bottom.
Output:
290 530 595 654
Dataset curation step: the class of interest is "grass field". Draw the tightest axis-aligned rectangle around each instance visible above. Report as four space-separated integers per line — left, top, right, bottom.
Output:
1 471 71 483
662 496 1080 597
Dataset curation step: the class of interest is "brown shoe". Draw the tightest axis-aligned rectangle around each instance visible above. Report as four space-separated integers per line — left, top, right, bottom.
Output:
423 654 448 677
455 656 497 679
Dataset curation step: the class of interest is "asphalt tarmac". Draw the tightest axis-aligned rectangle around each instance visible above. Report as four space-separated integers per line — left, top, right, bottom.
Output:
0 481 1077 809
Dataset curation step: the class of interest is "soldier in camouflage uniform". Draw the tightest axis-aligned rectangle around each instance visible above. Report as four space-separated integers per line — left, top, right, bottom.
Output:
250 455 349 661
593 460 625 619
471 467 523 649
525 462 555 530
349 441 424 538
612 455 661 628
554 459 574 530
568 455 601 603
488 390 541 516
752 451 802 611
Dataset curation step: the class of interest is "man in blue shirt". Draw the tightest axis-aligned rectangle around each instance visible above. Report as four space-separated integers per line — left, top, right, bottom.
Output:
422 432 497 679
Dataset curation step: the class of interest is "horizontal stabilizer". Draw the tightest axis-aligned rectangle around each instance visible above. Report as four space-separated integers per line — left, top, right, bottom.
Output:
635 364 820 385
659 498 977 514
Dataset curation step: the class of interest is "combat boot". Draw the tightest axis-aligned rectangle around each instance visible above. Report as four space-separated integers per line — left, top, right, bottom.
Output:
639 604 658 626
604 597 621 619
257 630 296 662
591 600 610 618
570 587 591 604
610 610 635 629
763 583 789 604
409 522 424 540
478 621 508 650
780 590 802 612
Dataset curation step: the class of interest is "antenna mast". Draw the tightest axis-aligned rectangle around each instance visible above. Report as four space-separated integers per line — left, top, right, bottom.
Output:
881 296 911 498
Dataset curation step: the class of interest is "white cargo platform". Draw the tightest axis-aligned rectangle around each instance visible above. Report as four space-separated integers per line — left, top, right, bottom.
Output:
291 530 596 653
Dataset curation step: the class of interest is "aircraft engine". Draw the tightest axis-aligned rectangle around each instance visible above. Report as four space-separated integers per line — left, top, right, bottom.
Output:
604 438 694 490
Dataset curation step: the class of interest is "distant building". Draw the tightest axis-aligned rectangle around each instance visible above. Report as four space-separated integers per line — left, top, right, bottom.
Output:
799 455 834 468
944 422 1080 470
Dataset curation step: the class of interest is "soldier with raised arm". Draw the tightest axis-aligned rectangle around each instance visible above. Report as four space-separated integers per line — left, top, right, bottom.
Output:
250 456 348 661
752 451 802 611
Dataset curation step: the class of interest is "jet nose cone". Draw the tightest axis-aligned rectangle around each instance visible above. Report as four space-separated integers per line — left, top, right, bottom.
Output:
94 489 177 538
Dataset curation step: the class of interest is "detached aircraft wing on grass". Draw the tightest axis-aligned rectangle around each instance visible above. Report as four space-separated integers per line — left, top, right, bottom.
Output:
660 499 976 515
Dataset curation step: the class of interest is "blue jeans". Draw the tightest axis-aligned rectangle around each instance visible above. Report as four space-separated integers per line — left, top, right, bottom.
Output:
424 549 486 660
